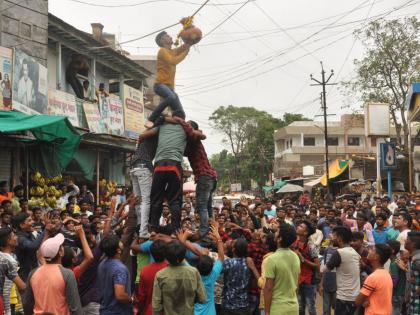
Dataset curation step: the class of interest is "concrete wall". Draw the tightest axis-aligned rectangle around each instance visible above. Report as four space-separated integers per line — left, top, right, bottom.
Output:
0 0 49 65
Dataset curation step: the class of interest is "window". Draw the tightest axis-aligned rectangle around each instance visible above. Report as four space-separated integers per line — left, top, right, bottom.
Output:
303 137 315 146
348 137 360 146
327 137 338 146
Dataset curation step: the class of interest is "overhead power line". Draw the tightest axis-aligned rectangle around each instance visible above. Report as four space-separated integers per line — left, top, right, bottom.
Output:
63 0 253 8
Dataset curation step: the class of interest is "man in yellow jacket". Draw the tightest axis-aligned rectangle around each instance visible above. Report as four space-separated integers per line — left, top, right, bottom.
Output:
145 31 190 128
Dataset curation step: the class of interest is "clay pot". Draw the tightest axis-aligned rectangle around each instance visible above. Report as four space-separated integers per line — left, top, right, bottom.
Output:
180 26 202 45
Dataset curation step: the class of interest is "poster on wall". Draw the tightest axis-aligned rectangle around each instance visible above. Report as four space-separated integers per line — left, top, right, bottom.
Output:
0 47 13 110
48 89 80 127
99 95 124 136
122 84 144 138
82 101 106 133
12 49 48 114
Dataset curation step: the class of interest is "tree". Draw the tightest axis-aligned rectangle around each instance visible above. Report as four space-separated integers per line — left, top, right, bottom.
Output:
209 106 310 189
344 17 420 152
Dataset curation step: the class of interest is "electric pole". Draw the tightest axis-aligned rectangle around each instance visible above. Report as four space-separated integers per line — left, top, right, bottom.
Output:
310 62 336 198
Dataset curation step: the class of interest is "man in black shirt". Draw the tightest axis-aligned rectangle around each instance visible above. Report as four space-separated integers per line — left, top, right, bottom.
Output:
130 128 158 238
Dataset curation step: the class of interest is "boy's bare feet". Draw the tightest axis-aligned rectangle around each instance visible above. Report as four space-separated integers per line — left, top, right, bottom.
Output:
144 121 154 129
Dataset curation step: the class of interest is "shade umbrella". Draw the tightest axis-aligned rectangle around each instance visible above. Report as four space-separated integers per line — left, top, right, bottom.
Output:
183 181 196 194
277 183 304 193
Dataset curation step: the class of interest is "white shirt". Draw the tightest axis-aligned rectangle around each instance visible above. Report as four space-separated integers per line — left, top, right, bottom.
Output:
397 228 411 251
17 77 33 106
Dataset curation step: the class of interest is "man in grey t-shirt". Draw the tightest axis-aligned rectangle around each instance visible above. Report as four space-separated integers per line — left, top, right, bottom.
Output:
325 226 360 315
149 123 187 232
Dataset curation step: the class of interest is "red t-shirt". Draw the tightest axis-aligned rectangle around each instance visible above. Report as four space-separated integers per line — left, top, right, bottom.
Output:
136 261 167 315
292 239 317 285
71 265 81 282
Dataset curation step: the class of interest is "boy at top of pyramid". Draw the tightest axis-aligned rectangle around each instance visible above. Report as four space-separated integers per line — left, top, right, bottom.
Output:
144 31 191 129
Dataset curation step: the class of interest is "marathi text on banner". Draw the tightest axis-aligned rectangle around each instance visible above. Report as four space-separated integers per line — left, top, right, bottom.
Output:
12 49 48 114
99 95 124 136
82 101 106 133
48 89 80 127
0 47 13 110
122 84 144 138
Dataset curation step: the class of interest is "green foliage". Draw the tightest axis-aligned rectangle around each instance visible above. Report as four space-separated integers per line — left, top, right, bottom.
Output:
209 106 309 189
343 17 420 152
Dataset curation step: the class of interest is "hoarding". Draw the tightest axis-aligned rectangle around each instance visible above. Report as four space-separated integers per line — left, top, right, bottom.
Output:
0 47 12 110
48 89 79 127
122 84 144 138
12 49 48 114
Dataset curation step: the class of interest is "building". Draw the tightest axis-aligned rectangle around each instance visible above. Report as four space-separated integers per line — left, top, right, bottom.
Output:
273 114 397 180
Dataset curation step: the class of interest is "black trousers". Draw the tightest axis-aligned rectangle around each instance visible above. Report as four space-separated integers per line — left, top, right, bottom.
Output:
149 160 183 232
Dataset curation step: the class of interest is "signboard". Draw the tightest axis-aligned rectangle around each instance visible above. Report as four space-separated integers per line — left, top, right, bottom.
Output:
380 143 397 170
82 101 106 133
0 47 13 110
364 103 390 136
122 84 144 138
12 49 48 114
99 95 124 136
48 89 79 127
230 183 242 192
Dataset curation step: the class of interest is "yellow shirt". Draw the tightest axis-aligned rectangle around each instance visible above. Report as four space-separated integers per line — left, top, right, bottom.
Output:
155 46 189 89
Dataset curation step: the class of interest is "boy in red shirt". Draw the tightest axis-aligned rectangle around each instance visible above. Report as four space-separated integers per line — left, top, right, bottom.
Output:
135 240 167 315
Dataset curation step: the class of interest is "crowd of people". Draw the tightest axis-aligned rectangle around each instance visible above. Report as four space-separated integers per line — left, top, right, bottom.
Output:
0 28 418 315
0 179 419 315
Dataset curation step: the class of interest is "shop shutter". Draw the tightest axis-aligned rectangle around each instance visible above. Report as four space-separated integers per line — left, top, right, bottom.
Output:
0 149 12 183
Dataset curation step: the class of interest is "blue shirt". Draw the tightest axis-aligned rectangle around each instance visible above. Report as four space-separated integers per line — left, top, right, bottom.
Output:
98 258 133 315
222 258 251 310
372 227 389 244
195 260 223 315
140 240 201 263
264 208 276 219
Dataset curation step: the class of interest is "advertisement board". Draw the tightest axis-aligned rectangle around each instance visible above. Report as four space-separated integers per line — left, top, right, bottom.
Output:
12 49 48 114
122 84 144 138
99 95 124 136
0 47 13 110
82 101 106 133
48 89 79 127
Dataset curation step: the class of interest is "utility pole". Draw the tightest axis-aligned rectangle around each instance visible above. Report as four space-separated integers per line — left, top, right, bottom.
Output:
310 62 336 198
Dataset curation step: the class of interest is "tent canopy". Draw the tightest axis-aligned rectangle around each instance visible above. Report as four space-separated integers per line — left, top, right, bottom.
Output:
277 183 304 193
0 110 81 176
320 159 349 186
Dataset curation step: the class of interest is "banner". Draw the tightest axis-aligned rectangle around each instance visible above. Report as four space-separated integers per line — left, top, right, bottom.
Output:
12 49 48 114
48 89 79 127
0 47 12 110
82 101 106 133
99 95 124 136
122 84 144 138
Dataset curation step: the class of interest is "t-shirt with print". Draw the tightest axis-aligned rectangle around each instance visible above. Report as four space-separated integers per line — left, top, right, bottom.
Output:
0 252 18 314
0 252 17 296
326 246 360 301
360 268 393 315
221 258 251 310
264 248 300 315
98 258 133 315
195 260 223 315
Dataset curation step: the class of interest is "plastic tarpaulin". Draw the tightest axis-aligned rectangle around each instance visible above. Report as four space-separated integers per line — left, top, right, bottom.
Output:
73 149 97 181
320 159 349 186
0 110 81 174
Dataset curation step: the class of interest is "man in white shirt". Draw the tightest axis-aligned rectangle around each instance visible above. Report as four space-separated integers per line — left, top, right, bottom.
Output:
17 60 34 106
57 182 80 211
395 212 412 251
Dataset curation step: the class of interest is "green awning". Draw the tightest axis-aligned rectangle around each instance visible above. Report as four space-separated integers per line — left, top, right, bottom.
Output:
0 110 81 175
262 185 273 192
273 180 287 190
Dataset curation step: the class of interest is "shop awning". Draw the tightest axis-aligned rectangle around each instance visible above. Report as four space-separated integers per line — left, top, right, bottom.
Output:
0 110 81 175
320 159 349 186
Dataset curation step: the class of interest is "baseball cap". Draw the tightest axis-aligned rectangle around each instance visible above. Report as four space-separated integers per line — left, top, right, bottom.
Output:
41 233 65 261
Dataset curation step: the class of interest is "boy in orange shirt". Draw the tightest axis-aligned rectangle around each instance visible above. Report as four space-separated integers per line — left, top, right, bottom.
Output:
145 31 190 128
355 244 393 315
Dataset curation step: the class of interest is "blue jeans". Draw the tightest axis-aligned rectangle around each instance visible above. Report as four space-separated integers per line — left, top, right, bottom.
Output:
196 176 217 237
298 284 317 315
149 84 185 122
322 291 336 315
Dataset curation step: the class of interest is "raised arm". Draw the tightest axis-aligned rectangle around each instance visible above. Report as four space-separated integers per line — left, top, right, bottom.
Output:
158 47 189 66
74 225 94 276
